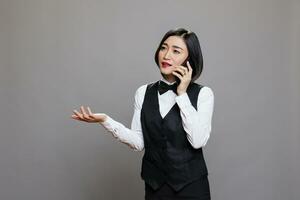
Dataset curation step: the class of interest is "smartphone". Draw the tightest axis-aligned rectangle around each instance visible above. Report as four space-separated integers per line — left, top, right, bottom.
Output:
175 56 190 84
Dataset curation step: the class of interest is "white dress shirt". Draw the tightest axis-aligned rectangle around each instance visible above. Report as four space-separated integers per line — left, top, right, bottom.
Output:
99 77 215 152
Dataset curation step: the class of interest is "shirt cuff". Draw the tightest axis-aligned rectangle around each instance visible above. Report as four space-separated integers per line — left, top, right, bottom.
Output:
99 115 115 130
175 92 192 108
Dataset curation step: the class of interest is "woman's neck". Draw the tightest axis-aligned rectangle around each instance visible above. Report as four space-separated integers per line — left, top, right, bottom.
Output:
162 75 176 84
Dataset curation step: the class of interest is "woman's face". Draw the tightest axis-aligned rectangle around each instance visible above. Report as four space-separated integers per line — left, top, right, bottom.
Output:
158 36 189 80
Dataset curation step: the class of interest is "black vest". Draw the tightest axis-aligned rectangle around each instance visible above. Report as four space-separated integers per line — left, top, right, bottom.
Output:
140 80 208 192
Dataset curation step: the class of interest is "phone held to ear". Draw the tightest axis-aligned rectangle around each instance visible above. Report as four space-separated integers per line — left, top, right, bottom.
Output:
175 57 189 84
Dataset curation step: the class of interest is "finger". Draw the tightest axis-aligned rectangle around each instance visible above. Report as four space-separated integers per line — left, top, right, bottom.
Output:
71 114 77 119
172 71 183 80
179 63 188 69
178 65 188 71
80 106 89 119
87 106 95 119
174 67 185 76
71 114 83 121
179 66 189 75
73 110 83 119
73 117 86 122
177 67 188 77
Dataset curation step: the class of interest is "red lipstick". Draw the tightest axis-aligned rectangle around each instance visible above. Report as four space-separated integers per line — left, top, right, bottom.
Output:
161 61 172 68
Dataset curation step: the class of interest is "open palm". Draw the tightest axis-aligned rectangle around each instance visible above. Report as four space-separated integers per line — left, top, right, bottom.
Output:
71 106 107 123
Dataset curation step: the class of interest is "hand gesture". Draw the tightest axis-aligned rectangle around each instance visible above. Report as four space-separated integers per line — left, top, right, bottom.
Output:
71 106 107 123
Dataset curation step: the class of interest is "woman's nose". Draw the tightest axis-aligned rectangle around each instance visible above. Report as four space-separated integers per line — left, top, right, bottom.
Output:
163 50 172 60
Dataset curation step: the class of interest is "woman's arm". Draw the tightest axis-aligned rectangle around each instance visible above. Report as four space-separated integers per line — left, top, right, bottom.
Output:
99 85 147 152
175 86 215 149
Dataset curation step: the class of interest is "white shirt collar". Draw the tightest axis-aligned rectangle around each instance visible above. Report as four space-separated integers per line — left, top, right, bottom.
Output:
160 77 176 85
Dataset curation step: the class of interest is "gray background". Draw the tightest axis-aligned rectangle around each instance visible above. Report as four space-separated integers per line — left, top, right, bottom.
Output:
0 0 299 199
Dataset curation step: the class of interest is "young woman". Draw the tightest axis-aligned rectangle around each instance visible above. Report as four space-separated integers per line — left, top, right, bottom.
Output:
71 28 214 200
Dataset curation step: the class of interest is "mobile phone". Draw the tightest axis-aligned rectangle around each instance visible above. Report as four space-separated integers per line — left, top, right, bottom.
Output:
175 57 189 84
182 56 189 68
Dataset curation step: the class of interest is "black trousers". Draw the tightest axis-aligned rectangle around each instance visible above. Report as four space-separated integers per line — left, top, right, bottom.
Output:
144 176 211 200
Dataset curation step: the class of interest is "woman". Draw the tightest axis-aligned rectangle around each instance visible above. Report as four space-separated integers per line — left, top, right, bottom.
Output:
71 28 214 200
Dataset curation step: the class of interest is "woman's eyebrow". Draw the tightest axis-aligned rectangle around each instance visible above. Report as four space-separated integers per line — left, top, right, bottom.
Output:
162 43 183 50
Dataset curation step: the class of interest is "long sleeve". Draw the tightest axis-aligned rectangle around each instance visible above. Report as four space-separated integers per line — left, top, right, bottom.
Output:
98 85 147 152
175 86 215 149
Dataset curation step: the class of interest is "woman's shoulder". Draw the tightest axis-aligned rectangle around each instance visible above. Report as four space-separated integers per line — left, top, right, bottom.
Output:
202 85 214 94
192 82 214 99
199 85 214 102
135 80 158 93
134 80 157 97
133 81 158 108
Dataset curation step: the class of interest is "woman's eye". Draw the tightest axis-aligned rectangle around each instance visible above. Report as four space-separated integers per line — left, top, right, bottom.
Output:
174 50 180 54
160 46 166 50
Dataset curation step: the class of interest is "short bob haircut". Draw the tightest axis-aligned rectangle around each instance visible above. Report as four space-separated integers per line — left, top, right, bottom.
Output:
154 28 203 83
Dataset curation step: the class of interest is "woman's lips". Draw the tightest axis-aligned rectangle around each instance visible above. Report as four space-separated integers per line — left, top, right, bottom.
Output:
162 62 172 68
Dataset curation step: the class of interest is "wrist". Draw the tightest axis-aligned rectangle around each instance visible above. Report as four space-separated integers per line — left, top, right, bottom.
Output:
101 115 108 123
98 114 108 124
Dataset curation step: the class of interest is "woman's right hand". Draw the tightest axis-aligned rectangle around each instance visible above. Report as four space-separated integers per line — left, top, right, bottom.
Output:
71 106 107 123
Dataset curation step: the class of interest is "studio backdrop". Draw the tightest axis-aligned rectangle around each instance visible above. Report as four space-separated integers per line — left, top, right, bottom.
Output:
0 0 299 200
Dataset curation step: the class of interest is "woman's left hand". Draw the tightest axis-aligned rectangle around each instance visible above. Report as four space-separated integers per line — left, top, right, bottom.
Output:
172 61 193 95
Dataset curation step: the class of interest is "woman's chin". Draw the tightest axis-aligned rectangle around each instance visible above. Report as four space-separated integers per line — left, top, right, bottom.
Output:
160 68 174 75
161 72 173 77
160 71 176 80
